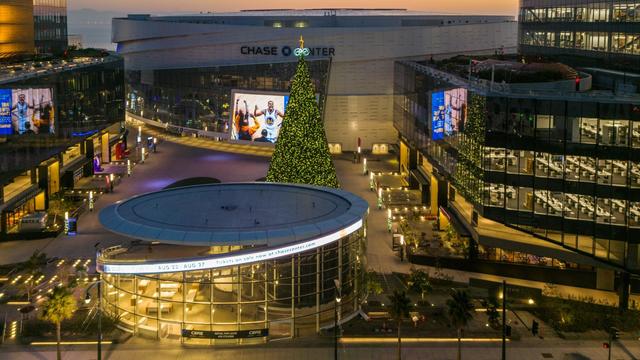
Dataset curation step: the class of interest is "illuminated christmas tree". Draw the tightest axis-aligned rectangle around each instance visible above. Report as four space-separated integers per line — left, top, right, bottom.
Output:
266 37 339 188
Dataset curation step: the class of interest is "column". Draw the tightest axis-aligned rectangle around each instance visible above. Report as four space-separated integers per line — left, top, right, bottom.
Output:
337 239 342 323
237 266 242 345
181 272 186 345
315 247 320 333
291 257 295 338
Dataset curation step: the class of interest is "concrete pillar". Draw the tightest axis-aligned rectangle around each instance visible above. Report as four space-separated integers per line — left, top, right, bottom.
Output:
618 271 630 311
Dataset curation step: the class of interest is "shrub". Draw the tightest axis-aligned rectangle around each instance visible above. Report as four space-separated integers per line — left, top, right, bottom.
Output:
531 297 640 333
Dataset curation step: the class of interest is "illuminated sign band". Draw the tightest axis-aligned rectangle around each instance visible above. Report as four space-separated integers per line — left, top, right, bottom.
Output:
240 46 335 57
98 219 362 274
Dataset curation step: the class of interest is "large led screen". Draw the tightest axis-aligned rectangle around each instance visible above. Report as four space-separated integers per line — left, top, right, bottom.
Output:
431 91 445 140
230 91 289 143
431 88 467 140
0 88 55 135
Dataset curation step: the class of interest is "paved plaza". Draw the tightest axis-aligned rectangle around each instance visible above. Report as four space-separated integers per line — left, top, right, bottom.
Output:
0 131 270 265
1 127 640 359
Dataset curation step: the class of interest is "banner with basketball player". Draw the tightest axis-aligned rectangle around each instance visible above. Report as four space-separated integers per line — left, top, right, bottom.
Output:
0 88 55 135
230 91 289 143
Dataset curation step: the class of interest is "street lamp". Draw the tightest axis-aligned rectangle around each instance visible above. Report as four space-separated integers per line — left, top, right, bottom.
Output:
333 279 341 360
85 278 103 360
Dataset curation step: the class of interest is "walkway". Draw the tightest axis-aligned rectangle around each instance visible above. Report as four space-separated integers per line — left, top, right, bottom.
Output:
140 125 274 157
0 129 269 265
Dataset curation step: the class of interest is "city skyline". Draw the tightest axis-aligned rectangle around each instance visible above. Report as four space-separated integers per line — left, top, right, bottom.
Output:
69 0 519 15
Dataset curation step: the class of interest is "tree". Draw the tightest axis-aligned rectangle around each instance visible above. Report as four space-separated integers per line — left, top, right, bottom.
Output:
447 290 475 360
42 286 77 360
266 43 339 188
20 250 47 301
365 270 383 297
407 268 432 300
388 290 412 360
482 296 501 329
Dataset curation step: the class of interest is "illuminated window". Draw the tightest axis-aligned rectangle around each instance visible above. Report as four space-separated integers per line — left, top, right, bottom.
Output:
294 21 308 28
272 21 283 28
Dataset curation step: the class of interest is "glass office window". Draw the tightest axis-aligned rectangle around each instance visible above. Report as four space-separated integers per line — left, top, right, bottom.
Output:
575 32 587 49
588 5 610 22
559 32 574 48
600 119 630 146
612 33 640 54
631 161 640 187
579 117 598 144
630 201 640 227
633 121 640 148
613 3 640 21
587 32 609 51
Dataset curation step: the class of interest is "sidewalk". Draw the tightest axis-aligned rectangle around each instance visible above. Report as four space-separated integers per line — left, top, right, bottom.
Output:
1 336 639 360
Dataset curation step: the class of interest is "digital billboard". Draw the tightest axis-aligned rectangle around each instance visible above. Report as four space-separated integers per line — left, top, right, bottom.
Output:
230 91 289 143
431 88 467 140
443 88 467 137
431 91 445 140
0 89 11 135
0 88 54 135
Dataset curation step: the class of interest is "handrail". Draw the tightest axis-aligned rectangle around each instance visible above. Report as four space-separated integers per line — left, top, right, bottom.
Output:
398 60 640 103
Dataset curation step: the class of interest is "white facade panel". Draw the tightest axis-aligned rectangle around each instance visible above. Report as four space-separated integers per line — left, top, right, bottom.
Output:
114 13 517 150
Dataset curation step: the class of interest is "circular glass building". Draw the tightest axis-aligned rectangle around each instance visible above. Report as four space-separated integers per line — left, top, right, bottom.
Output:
97 182 368 344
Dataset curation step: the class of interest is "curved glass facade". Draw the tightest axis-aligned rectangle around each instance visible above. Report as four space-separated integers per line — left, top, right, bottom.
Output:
519 0 640 70
100 229 366 344
126 60 330 134
394 60 640 270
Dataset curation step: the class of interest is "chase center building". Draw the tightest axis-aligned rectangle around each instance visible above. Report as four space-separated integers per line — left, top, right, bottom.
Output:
113 9 516 151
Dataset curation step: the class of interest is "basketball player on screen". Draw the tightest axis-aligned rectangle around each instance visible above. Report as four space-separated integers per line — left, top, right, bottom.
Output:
254 100 284 142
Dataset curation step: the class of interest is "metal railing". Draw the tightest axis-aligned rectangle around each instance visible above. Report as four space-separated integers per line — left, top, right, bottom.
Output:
398 60 640 103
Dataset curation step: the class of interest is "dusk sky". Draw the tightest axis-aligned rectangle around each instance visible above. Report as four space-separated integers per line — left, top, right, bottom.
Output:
69 0 519 16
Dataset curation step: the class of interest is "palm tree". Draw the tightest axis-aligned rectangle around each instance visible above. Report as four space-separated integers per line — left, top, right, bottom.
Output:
446 290 475 360
42 286 77 360
388 290 412 360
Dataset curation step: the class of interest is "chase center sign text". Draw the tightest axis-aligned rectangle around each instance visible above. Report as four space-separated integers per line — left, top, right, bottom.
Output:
240 45 335 57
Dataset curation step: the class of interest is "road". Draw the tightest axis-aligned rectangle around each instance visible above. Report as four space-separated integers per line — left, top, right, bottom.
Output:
1 338 639 360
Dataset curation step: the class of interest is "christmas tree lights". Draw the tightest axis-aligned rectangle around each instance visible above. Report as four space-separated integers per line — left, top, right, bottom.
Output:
266 37 339 188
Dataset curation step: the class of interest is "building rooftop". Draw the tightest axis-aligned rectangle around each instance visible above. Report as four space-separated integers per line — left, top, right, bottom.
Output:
99 182 368 247
0 53 119 85
120 10 514 28
403 59 640 103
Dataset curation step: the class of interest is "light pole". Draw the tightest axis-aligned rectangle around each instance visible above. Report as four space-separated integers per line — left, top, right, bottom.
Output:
501 280 506 360
333 279 341 360
85 278 102 360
